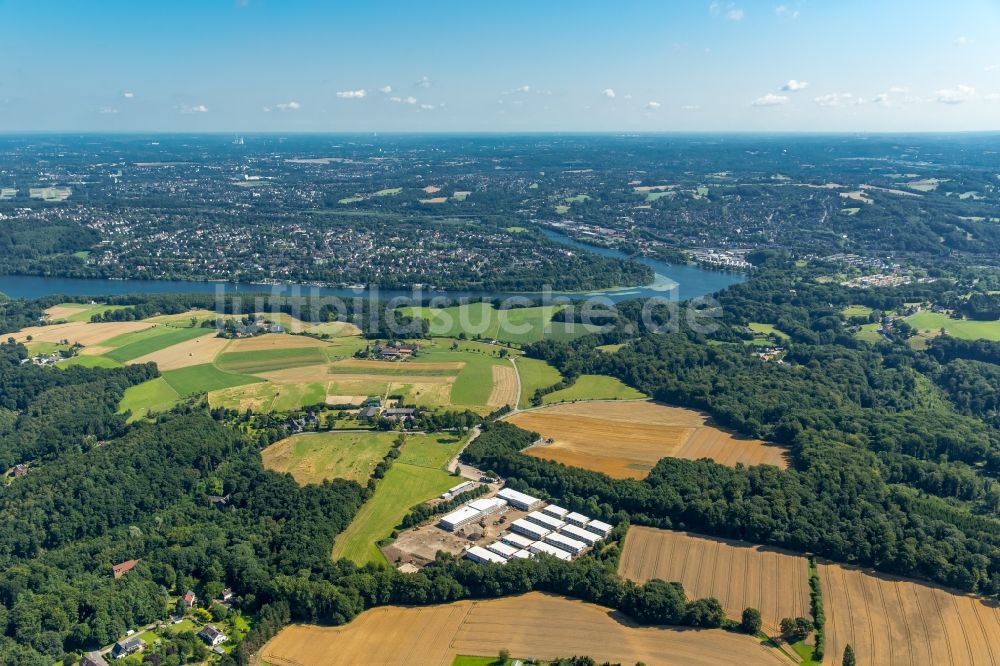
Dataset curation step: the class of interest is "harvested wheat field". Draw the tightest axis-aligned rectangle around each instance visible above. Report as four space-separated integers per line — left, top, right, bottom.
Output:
486 363 519 408
12 320 152 347
510 400 788 479
325 394 365 406
337 358 465 371
820 562 1000 666
619 527 810 636
129 333 229 370
260 593 790 666
223 334 330 352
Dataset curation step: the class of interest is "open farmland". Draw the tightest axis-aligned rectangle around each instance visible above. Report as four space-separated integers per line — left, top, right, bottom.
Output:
260 593 790 666
332 433 465 566
515 356 563 408
12 320 151 348
215 346 327 374
541 373 646 403
511 400 789 479
486 363 519 408
262 431 397 484
819 562 1000 666
398 303 601 345
904 310 1000 342
129 332 229 370
102 325 209 362
618 527 810 636
44 302 127 322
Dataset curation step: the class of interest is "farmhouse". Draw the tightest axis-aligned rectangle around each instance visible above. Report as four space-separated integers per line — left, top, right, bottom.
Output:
465 545 507 564
198 625 228 647
382 407 416 420
510 518 550 541
111 558 140 579
496 487 543 511
525 510 566 531
80 652 109 666
182 590 197 608
358 406 380 421
544 531 588 555
111 637 145 659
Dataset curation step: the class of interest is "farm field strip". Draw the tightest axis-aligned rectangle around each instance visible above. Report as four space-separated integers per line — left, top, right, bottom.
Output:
262 431 398 484
260 593 791 666
128 332 229 370
215 346 328 374
104 326 209 362
819 561 1000 666
12 320 152 347
223 333 333 351
618 527 810 636
486 363 518 408
512 400 789 479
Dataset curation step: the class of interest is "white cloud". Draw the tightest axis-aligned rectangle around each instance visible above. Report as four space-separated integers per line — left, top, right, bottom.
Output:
419 103 435 110
415 76 432 88
123 92 135 99
646 101 661 109
936 84 976 104
336 89 366 99
601 88 616 99
781 79 809 92
710 2 744 20
775 4 799 19
178 104 208 114
955 35 970 46
680 104 701 111
984 92 1000 102
888 85 909 94
515 85 531 93
276 101 301 111
404 96 417 105
871 93 890 106
985 64 1000 72
751 93 788 106
98 106 118 114
262 106 271 112
727 8 745 20
379 85 393 94
813 93 864 107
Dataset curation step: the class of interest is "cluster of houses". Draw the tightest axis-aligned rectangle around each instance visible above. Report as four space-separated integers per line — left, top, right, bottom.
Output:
439 487 613 565
373 342 419 360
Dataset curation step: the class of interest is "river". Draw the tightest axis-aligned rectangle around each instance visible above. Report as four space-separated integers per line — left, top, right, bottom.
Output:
0 234 744 303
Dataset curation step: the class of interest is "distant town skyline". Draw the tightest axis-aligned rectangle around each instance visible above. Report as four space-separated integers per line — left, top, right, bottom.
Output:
2 0 999 132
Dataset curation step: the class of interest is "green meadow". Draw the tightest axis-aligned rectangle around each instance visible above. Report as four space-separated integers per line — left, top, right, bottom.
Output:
905 311 1000 342
103 326 207 362
541 374 646 404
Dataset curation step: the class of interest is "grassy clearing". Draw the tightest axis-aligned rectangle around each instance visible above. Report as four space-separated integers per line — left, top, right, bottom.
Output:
332 433 466 566
541 374 646 404
398 303 596 345
564 194 590 203
161 364 262 397
216 347 327 374
104 326 207 363
374 187 402 196
748 322 790 341
855 322 884 343
118 378 181 422
515 357 563 408
262 431 398 484
842 305 874 318
59 355 123 369
596 343 626 353
45 302 127 323
905 310 1000 341
554 204 570 214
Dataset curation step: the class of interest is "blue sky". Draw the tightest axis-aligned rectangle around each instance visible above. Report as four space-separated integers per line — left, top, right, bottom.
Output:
1 0 999 132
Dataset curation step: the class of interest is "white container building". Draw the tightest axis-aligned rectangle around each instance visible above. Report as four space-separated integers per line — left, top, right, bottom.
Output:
525 511 566 531
496 487 544 511
528 541 572 561
542 504 570 520
438 506 482 532
500 533 534 550
585 519 613 537
465 546 507 564
544 531 588 555
565 512 590 527
468 497 507 516
486 541 519 559
510 518 550 541
561 524 601 546
442 480 476 499
511 549 533 560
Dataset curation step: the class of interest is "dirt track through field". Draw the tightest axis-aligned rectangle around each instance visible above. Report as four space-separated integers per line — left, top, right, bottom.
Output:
486 364 519 408
819 561 1000 665
259 592 792 666
618 527 810 636
511 400 789 478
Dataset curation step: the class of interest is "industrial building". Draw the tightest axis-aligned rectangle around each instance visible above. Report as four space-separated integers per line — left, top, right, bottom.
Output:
544 531 588 555
468 497 507 515
510 518 551 541
585 519 613 537
486 541 519 559
441 480 476 499
542 504 570 520
500 532 534 550
465 546 507 564
496 487 544 511
511 549 532 560
438 496 507 532
525 510 566 531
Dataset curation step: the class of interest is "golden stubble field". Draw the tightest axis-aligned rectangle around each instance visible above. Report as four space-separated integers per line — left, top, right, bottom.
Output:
618 527 811 636
819 562 1000 665
259 592 791 666
510 400 789 479
129 332 230 370
486 363 519 408
12 320 152 347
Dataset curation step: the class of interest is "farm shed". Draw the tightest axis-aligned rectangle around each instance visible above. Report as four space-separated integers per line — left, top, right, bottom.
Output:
486 541 519 559
528 541 572 560
585 519 613 537
500 533 534 549
497 487 543 511
468 497 507 516
565 511 590 527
